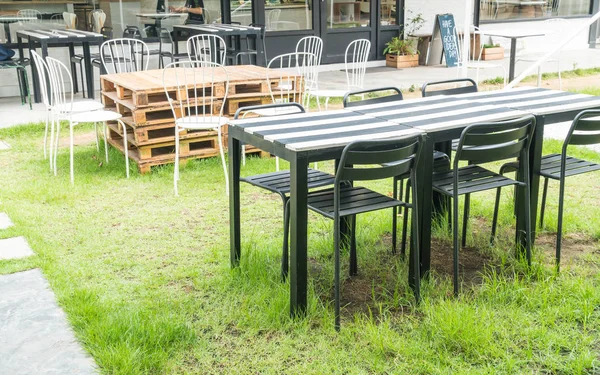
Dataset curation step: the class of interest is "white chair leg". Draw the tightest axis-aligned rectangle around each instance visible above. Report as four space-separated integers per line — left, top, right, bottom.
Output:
118 120 129 178
217 126 229 196
276 156 280 171
69 122 74 185
557 60 562 90
325 97 330 111
537 66 542 87
174 127 180 196
315 93 321 111
103 122 109 163
242 145 246 166
54 119 60 176
94 122 99 152
48 113 54 170
43 111 49 159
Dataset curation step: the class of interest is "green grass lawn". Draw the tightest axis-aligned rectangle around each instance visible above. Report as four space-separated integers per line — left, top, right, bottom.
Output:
0 120 599 374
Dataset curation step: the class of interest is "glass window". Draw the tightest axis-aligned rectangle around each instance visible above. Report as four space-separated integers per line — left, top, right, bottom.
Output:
326 0 370 28
380 0 397 26
265 0 313 31
480 0 591 22
230 0 253 25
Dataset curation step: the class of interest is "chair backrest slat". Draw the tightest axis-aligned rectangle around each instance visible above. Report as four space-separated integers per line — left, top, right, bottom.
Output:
455 115 536 165
30 50 51 108
343 87 403 108
267 52 315 106
187 34 226 64
234 103 305 119
573 117 600 132
337 136 422 183
564 110 600 148
45 56 74 114
421 78 478 97
569 133 600 146
345 39 370 91
101 38 150 74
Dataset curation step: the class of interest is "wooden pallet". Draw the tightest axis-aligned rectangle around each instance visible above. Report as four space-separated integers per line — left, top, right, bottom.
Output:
106 120 225 147
225 96 273 116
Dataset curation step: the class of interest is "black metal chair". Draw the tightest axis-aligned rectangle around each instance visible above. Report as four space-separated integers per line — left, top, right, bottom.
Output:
0 58 31 109
158 28 188 68
226 23 267 65
234 103 336 280
492 110 600 271
432 115 536 295
305 135 423 331
421 78 478 98
71 26 112 97
343 87 450 255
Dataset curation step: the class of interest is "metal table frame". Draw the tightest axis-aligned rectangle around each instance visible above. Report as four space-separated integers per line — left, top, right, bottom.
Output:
484 30 546 82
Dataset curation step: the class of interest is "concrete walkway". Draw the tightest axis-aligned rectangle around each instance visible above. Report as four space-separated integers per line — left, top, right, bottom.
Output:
0 269 98 375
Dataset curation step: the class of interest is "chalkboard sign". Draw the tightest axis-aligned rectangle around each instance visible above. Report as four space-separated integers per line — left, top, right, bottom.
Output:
427 13 459 67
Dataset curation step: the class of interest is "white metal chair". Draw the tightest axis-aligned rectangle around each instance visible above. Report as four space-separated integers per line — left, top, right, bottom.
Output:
186 34 227 64
17 9 41 23
454 26 507 86
100 38 150 74
45 56 129 183
295 36 322 110
516 18 565 89
164 61 229 196
62 12 77 29
31 51 105 169
305 39 371 110
266 9 300 30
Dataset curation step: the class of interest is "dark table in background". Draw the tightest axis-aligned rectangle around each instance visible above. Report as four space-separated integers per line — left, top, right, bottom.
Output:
17 29 104 102
172 24 265 66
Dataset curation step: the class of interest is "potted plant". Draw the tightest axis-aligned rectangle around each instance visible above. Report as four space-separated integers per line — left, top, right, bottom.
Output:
481 43 504 61
383 12 424 69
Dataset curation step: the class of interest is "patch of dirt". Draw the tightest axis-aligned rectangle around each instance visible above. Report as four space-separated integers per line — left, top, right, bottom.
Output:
58 131 99 147
535 231 600 265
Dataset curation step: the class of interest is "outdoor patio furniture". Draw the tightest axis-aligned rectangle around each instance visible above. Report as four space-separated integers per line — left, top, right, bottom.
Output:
100 38 150 74
306 38 371 111
172 24 266 66
16 10 41 23
453 26 507 86
187 34 226 63
492 110 600 271
0 58 31 111
432 115 536 295
306 135 424 330
295 36 323 110
17 29 104 102
158 28 188 68
45 56 129 183
235 103 336 280
164 61 230 196
343 86 450 254
421 78 478 97
71 27 112 97
226 23 267 65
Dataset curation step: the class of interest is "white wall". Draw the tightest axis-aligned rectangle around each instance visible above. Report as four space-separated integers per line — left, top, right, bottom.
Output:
405 0 471 35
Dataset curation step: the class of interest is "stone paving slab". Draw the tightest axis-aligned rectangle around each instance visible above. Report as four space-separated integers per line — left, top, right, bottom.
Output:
0 212 13 230
0 269 98 375
0 140 10 150
0 236 34 260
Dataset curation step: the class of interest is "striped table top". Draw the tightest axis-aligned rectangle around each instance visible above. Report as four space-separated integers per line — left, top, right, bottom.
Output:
174 24 261 34
449 86 600 116
16 29 103 40
229 109 421 152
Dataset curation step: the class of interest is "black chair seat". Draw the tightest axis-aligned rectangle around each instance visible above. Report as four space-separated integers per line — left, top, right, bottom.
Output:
540 153 600 179
308 186 406 220
241 168 334 196
433 165 524 196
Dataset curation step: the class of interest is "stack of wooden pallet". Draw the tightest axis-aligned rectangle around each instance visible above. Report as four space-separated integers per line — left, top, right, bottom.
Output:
100 65 303 174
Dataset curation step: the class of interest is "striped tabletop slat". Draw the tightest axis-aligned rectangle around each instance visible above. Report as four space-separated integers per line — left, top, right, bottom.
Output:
452 87 600 115
229 110 421 151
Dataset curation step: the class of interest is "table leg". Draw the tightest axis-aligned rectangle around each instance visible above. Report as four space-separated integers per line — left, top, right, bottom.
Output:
415 135 434 283
68 43 78 94
82 42 95 99
24 37 41 104
508 37 517 82
515 115 544 250
3 23 11 44
290 154 309 316
229 135 242 267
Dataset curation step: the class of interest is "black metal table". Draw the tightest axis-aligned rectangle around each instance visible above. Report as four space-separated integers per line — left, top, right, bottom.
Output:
0 16 37 44
17 29 104 102
172 24 265 66
484 29 546 82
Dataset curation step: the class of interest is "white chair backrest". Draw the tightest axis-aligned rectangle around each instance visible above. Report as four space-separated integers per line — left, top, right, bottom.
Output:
267 9 281 30
266 52 313 106
17 9 41 23
186 34 226 64
93 11 106 33
295 36 323 65
295 51 319 94
45 56 73 115
163 61 228 124
30 50 51 108
101 38 150 74
62 12 77 29
345 39 370 91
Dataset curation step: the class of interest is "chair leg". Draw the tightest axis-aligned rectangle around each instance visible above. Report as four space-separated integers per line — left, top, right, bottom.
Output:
54 119 60 176
48 112 54 170
349 215 357 277
400 180 411 258
556 176 566 271
94 122 99 151
43 111 49 159
334 212 341 331
539 177 549 229
282 198 290 281
69 122 75 185
276 156 280 171
242 145 246 166
118 120 130 178
491 187 502 245
217 126 229 196
537 66 542 87
392 178 398 254
410 171 421 303
453 192 460 296
557 60 562 90
325 97 330 111
462 193 470 248
103 122 109 163
174 127 180 196
524 158 532 268
79 62 86 99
